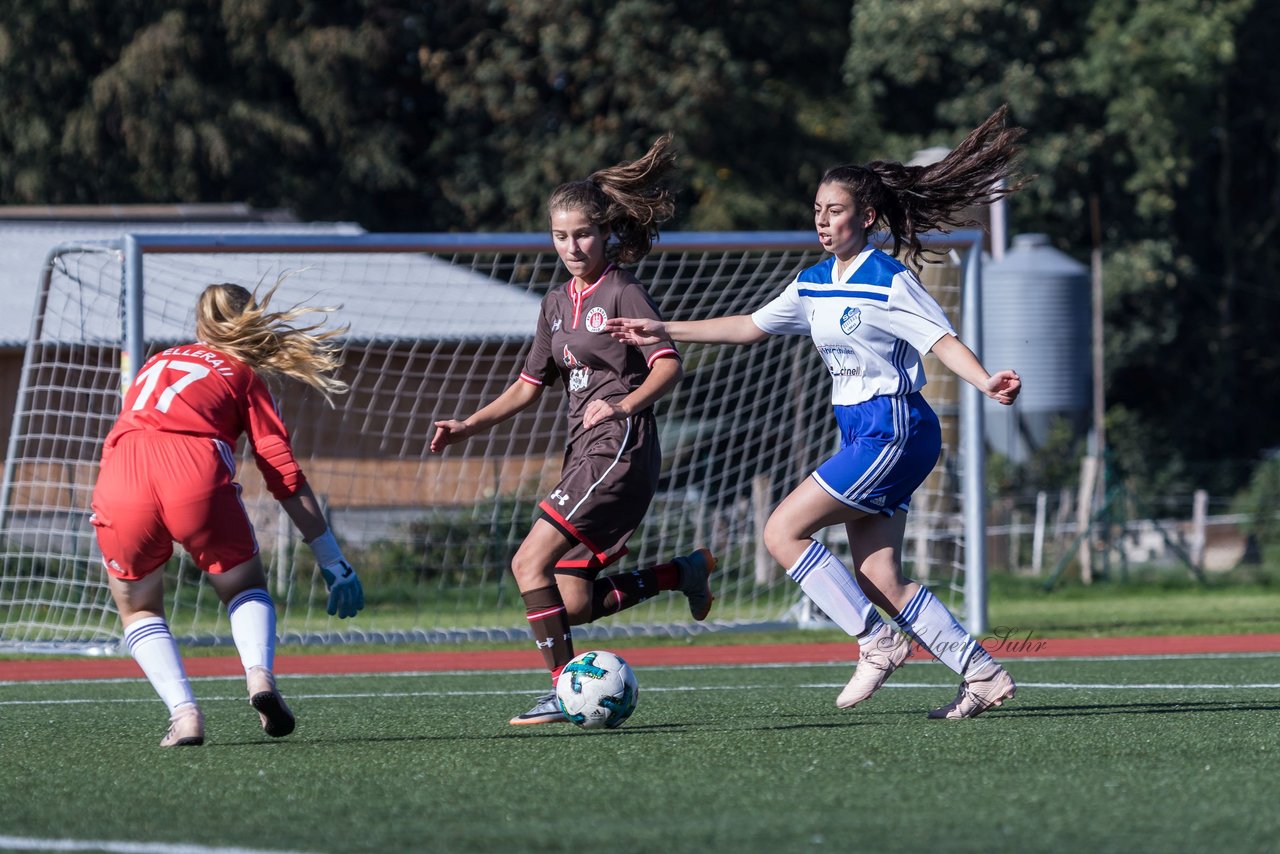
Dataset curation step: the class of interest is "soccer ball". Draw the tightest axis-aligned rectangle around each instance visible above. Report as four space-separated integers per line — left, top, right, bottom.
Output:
555 650 639 730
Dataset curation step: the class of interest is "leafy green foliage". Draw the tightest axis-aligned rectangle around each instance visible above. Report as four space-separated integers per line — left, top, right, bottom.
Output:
987 415 1087 499
2 0 1278 494
354 496 537 586
845 0 1275 496
1 1 440 225
1232 454 1280 547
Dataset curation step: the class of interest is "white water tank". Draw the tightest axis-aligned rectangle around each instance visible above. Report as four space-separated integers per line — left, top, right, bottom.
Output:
981 233 1090 462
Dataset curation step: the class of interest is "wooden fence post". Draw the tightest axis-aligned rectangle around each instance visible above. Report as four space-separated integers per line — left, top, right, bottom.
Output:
1077 456 1099 584
1032 490 1048 575
752 475 775 585
1190 489 1208 569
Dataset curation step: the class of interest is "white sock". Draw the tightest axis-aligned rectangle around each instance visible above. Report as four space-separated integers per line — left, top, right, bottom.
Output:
892 586 994 676
227 587 277 673
787 541 882 640
123 616 197 714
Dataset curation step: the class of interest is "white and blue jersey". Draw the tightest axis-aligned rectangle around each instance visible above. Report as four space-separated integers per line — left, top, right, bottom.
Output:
750 246 955 515
751 246 954 405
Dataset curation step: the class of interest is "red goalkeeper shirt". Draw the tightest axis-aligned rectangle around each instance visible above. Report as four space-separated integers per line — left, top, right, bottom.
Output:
103 343 306 499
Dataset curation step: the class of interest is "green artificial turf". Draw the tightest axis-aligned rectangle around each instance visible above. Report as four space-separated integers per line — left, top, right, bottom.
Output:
3 655 1278 852
6 573 1280 664
985 569 1280 637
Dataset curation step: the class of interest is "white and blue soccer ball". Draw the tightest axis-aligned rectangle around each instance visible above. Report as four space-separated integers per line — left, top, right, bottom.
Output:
555 650 639 730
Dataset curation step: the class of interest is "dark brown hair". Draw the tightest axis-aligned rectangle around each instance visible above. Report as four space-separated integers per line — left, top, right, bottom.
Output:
547 133 678 265
822 105 1028 265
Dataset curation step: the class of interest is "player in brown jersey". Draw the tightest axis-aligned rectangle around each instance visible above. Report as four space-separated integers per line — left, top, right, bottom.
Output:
431 134 716 725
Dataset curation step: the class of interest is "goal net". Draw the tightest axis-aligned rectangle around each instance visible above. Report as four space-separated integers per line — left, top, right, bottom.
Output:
0 232 986 652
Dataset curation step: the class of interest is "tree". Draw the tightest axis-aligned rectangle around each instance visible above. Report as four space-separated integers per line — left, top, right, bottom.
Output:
417 0 864 231
2 1 439 227
844 0 1271 496
3 0 1278 499
1 1 866 230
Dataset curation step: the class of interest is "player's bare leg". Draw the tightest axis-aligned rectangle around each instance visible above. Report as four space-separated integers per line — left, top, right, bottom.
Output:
764 479 907 707
209 558 295 738
108 570 204 746
852 517 1014 718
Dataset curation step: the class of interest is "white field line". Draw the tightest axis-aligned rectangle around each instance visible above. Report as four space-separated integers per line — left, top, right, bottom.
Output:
4 650 1280 689
3 680 1280 708
0 836 314 854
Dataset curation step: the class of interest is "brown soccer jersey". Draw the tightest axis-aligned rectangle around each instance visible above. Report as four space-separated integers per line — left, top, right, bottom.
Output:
519 265 678 443
519 265 681 572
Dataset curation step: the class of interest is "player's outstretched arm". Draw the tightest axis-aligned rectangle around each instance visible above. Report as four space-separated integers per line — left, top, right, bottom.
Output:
278 482 329 541
606 314 768 346
929 333 1022 406
430 378 544 453
279 483 365 619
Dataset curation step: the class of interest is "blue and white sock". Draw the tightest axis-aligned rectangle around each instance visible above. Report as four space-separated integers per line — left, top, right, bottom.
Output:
787 541 883 642
892 586 994 676
124 616 196 714
227 587 277 673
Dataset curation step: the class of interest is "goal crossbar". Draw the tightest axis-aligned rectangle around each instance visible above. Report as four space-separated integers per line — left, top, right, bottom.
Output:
0 229 987 652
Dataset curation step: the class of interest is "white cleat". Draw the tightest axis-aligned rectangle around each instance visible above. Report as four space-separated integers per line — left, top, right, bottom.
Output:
836 623 910 709
160 704 205 748
248 666 296 738
928 666 1017 720
508 690 569 726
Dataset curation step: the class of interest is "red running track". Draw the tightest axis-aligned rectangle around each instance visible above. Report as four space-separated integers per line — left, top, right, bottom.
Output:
4 633 1280 682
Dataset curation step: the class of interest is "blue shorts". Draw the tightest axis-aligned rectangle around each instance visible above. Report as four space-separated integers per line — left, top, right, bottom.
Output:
812 393 941 516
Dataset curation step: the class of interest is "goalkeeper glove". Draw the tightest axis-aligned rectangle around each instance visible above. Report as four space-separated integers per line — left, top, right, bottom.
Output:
307 529 365 619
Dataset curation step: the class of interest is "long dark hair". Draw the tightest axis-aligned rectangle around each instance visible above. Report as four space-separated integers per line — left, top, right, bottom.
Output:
547 133 678 265
822 105 1028 265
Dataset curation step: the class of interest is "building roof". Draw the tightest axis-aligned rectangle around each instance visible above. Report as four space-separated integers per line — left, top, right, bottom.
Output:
0 218 544 347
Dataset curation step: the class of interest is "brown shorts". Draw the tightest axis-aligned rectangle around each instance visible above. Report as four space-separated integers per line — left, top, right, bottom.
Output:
538 413 660 577
91 431 259 579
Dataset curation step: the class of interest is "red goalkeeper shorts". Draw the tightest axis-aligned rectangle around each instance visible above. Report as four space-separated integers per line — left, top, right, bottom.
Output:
91 431 259 579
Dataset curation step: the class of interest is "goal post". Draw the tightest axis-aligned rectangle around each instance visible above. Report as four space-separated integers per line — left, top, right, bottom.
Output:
0 230 987 652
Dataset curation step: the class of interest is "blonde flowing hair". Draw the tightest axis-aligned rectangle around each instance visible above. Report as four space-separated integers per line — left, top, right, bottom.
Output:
194 280 349 404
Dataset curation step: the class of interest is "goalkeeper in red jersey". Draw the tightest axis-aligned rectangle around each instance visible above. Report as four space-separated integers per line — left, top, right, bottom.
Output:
90 282 364 747
431 134 715 726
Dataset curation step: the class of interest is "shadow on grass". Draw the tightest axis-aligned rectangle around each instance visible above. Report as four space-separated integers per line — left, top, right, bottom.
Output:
201 714 877 746
207 695 1280 745
492 717 867 738
997 699 1280 718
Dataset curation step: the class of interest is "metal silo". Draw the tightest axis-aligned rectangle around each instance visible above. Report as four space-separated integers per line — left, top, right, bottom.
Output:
981 233 1090 463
